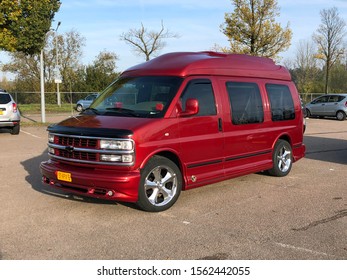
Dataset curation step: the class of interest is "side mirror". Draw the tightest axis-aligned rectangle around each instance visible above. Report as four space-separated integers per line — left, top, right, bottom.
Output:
178 98 199 117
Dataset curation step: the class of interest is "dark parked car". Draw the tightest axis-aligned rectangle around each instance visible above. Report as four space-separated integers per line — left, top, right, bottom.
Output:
0 89 21 135
305 94 347 121
75 93 99 112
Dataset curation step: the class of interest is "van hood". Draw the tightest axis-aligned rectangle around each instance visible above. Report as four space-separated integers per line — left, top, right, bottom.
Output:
47 115 156 138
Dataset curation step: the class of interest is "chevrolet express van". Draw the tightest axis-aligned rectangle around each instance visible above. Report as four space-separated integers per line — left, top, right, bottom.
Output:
40 52 305 212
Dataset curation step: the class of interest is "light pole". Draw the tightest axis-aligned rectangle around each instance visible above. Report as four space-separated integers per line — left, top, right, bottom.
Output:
40 22 61 123
40 49 45 123
54 21 62 107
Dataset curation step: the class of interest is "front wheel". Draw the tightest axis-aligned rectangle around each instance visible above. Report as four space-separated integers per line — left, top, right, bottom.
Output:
268 140 293 177
76 104 83 112
137 156 182 212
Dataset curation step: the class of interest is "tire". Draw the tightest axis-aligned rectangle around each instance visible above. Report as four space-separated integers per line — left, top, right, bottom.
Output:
268 140 293 177
305 109 311 118
336 111 346 121
11 123 20 135
76 104 83 112
137 156 182 212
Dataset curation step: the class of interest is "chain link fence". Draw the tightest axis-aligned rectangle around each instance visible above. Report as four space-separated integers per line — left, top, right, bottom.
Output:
9 91 333 107
10 91 97 105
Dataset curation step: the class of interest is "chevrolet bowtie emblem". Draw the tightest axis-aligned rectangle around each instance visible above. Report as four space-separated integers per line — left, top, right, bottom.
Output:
65 146 74 153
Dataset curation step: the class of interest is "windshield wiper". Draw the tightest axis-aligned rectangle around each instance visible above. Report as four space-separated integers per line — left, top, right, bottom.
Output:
83 107 100 115
105 107 139 117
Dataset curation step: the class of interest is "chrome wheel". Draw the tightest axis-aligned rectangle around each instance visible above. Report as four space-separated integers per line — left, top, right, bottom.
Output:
268 140 293 177
138 156 182 212
276 146 292 173
144 165 178 207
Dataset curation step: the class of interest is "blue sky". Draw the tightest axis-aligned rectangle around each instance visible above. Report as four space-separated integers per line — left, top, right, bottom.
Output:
2 0 347 77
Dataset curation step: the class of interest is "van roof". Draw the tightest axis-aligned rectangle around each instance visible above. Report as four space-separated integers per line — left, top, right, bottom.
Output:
122 51 291 81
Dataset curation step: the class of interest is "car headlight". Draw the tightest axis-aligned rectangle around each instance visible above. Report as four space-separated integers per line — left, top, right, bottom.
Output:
100 139 133 150
48 133 55 143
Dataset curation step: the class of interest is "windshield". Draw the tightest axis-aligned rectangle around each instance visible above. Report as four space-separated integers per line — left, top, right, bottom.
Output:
86 76 183 118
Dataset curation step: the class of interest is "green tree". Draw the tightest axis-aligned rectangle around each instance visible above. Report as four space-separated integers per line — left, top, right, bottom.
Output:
220 0 292 59
84 51 119 91
0 0 61 55
3 30 86 103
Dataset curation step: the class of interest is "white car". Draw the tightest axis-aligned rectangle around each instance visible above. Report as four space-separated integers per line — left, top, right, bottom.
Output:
0 89 21 135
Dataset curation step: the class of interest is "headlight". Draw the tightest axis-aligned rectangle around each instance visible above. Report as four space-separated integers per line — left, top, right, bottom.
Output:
48 147 55 154
48 133 55 143
100 139 133 150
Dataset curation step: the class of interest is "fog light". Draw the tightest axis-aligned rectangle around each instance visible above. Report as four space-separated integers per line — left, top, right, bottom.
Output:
100 154 122 162
107 191 114 197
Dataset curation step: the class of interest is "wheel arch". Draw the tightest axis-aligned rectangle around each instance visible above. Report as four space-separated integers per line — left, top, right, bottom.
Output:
273 133 292 148
139 149 185 186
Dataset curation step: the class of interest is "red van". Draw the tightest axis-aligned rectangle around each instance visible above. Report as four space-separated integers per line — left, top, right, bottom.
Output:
40 52 305 212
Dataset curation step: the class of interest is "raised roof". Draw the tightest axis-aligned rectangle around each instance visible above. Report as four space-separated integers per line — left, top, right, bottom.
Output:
122 51 291 81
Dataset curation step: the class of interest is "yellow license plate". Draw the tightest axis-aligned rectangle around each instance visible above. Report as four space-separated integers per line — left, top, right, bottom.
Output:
56 171 72 182
0 111 3 115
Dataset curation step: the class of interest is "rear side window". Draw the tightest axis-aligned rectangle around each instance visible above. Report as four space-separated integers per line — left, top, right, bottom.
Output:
180 79 217 116
226 82 264 125
266 84 295 121
0 94 11 104
329 95 345 102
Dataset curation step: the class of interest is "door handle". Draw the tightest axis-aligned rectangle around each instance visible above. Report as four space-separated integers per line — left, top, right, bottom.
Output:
218 118 223 132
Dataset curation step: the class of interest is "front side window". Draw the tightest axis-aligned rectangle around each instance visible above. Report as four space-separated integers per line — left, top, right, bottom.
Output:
313 96 329 104
180 79 217 116
226 82 264 125
266 84 295 121
88 76 183 118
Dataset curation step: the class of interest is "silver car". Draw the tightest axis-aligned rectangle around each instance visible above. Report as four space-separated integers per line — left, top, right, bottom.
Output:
0 90 21 135
305 94 347 121
75 93 99 112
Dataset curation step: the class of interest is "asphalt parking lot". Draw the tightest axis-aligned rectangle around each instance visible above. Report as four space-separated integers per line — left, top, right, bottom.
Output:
0 116 346 260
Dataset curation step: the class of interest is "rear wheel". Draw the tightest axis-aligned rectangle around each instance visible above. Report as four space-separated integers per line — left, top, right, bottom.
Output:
268 140 293 177
137 156 182 212
336 111 346 121
11 123 20 135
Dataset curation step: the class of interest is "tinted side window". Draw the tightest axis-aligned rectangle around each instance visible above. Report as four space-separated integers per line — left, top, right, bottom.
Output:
266 84 295 121
0 94 11 104
313 96 329 103
226 82 264 125
180 79 217 116
329 95 346 102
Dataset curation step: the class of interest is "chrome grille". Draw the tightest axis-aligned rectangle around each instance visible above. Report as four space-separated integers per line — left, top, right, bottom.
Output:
57 136 97 148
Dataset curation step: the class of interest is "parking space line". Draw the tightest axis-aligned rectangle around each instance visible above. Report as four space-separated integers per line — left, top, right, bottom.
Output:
274 242 333 257
21 130 42 139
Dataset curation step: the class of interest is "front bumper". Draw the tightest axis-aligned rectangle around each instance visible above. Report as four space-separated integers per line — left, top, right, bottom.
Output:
40 159 140 202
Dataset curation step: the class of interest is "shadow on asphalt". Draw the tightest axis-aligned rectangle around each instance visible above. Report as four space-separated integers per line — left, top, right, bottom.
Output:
304 135 347 165
20 149 137 209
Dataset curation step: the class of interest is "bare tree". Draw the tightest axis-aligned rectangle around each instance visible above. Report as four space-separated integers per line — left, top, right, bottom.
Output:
120 21 179 61
313 7 346 93
294 39 319 93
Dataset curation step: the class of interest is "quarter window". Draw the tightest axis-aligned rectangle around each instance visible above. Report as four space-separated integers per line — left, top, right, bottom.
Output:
226 82 264 125
266 84 295 121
